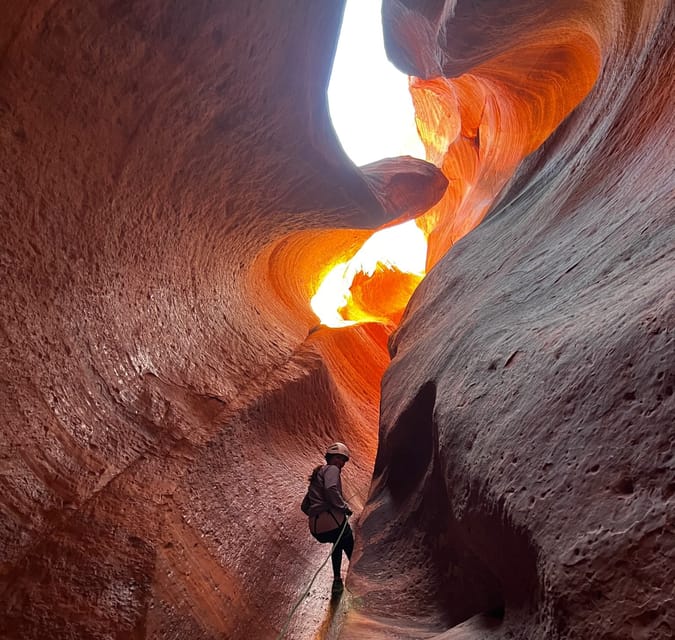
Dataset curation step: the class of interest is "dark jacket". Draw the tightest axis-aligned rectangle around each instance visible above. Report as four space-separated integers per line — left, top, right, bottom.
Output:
301 464 349 534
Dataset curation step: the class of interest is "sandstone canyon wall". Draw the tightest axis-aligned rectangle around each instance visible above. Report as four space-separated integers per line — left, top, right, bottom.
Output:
0 1 673 640
0 2 446 638
348 0 674 638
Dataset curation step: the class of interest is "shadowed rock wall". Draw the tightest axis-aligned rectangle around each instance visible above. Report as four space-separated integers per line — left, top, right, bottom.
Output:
349 1 674 638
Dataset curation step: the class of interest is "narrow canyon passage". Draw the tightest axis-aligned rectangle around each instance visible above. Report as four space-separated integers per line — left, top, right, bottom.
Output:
1 2 673 640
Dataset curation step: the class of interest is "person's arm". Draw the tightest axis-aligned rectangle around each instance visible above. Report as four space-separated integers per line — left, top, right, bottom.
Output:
323 466 351 514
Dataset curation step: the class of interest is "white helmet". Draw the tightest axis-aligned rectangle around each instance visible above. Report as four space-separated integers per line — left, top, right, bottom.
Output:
325 442 350 461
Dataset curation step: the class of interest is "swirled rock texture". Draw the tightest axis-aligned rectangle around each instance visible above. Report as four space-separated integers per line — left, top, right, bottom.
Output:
0 2 443 639
1 1 673 639
348 0 675 638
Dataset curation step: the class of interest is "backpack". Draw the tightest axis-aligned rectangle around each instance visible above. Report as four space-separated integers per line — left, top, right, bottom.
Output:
301 491 310 515
300 465 323 514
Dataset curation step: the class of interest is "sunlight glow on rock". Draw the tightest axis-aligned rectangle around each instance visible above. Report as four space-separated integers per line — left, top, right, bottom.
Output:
311 221 428 327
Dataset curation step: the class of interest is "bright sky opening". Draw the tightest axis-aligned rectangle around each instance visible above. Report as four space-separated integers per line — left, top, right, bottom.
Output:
328 0 426 166
312 2 430 328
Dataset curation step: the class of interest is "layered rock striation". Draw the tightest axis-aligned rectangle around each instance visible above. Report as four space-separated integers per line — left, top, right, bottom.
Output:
349 1 674 638
1 1 673 639
0 2 442 638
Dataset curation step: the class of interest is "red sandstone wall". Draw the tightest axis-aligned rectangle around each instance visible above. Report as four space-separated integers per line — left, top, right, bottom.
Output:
348 1 674 638
0 2 445 638
1 1 673 639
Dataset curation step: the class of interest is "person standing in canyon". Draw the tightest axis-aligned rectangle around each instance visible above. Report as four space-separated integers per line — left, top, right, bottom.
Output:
301 442 354 593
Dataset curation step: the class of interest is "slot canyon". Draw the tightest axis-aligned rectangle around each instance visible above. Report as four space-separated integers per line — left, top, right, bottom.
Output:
1 0 673 638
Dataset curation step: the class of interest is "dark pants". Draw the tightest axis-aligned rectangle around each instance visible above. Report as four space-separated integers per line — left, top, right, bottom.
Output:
313 523 354 579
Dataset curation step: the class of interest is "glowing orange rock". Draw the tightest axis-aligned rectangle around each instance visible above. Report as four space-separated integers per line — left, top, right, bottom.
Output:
325 9 602 317
349 2 675 639
412 35 602 266
338 265 423 326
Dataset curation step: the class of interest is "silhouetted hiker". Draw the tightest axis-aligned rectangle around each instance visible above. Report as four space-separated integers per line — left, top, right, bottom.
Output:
301 442 354 593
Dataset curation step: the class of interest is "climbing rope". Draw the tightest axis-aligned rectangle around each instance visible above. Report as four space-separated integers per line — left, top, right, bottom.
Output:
275 515 350 640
